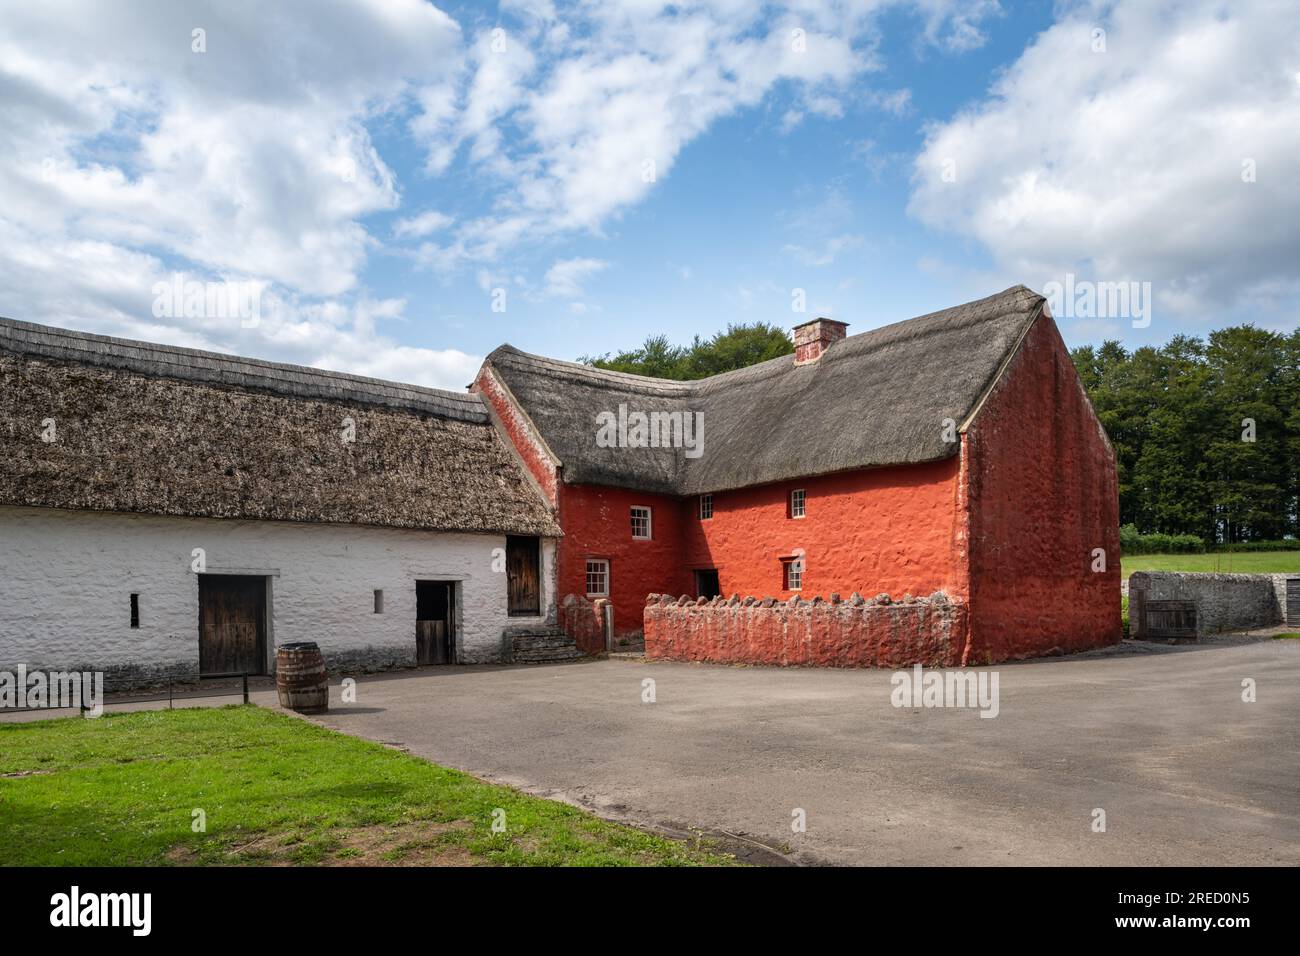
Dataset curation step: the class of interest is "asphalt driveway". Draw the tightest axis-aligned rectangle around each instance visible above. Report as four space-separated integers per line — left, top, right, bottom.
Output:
255 638 1300 865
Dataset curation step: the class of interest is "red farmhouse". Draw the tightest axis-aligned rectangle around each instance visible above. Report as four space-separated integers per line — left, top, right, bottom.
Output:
474 286 1121 667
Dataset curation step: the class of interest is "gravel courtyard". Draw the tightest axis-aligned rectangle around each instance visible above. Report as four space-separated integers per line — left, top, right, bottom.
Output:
253 637 1300 866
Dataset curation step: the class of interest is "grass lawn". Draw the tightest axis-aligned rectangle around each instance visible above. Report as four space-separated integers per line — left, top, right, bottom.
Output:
1121 551 1300 575
0 705 737 867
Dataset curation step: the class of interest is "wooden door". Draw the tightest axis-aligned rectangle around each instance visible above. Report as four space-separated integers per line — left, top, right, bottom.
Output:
416 620 447 665
1287 579 1300 626
415 580 455 664
198 575 267 675
506 535 541 616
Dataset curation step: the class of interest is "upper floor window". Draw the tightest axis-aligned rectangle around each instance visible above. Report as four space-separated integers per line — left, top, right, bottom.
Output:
790 488 806 519
699 494 713 520
586 559 610 597
631 506 652 540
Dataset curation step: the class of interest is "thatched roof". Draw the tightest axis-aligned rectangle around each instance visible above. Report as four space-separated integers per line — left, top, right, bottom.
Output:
484 286 1047 495
0 317 560 536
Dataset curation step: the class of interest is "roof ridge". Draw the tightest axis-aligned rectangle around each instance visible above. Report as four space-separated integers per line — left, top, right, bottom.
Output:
492 285 1044 394
0 315 488 422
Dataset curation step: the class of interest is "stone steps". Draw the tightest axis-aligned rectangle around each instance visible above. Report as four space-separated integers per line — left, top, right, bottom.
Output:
504 627 585 664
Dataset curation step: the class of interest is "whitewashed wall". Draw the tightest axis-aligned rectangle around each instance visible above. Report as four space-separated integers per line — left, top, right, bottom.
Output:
0 505 556 683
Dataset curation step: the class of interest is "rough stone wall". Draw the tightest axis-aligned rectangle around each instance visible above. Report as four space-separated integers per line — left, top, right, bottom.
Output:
644 591 968 668
1128 571 1284 635
559 594 609 655
0 505 555 687
964 313 1122 662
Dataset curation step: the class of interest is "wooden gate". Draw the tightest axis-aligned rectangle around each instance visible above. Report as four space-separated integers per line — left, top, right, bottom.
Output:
506 535 540 616
1287 578 1300 627
1143 599 1197 639
198 575 267 675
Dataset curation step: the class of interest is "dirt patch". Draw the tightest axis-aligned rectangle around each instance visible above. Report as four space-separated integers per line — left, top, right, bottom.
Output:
167 820 479 867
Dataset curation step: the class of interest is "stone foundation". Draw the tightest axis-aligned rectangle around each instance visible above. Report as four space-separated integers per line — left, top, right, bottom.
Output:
644 591 968 668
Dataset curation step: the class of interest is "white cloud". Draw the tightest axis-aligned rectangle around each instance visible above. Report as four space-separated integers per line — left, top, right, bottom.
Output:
908 0 1300 320
393 210 455 239
783 233 865 267
413 1 999 272
0 0 473 385
542 257 608 298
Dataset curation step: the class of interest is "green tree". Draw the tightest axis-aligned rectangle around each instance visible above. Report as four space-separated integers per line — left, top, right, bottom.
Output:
581 322 792 380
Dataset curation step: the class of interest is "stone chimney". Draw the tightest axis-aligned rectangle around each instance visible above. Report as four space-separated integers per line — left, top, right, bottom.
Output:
792 317 849 365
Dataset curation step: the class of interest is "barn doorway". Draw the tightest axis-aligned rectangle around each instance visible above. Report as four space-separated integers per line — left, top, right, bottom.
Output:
198 574 268 676
506 535 541 616
415 580 456 665
695 569 721 599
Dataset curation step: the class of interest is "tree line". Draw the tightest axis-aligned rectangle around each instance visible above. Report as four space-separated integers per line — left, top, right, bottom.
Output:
584 322 1299 544
1070 326 1299 544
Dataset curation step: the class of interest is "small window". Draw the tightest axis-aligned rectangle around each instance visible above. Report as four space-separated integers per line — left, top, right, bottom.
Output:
374 589 384 614
699 494 713 520
630 506 652 540
782 557 803 591
130 593 140 628
586 559 610 597
790 488 806 519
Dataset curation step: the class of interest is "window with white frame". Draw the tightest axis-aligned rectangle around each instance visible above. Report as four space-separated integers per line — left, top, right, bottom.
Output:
630 506 652 539
699 494 713 520
790 488 806 518
782 557 803 591
586 559 610 597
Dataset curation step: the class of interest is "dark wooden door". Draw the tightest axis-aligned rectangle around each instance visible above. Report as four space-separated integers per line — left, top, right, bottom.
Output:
1287 579 1300 626
198 575 267 675
415 580 455 664
506 535 541 616
695 569 720 599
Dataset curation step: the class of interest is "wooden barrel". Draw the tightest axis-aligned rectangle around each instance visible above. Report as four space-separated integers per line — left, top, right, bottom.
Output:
276 642 328 713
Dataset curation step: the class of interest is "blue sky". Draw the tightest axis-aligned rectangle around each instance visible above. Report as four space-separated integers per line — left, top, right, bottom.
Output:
2 0 1296 389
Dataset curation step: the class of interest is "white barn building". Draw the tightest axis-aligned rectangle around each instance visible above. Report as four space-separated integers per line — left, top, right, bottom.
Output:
0 317 562 687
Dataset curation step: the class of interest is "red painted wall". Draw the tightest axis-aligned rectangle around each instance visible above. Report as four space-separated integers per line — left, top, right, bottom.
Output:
557 482 691 634
680 459 969 603
963 313 1121 662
